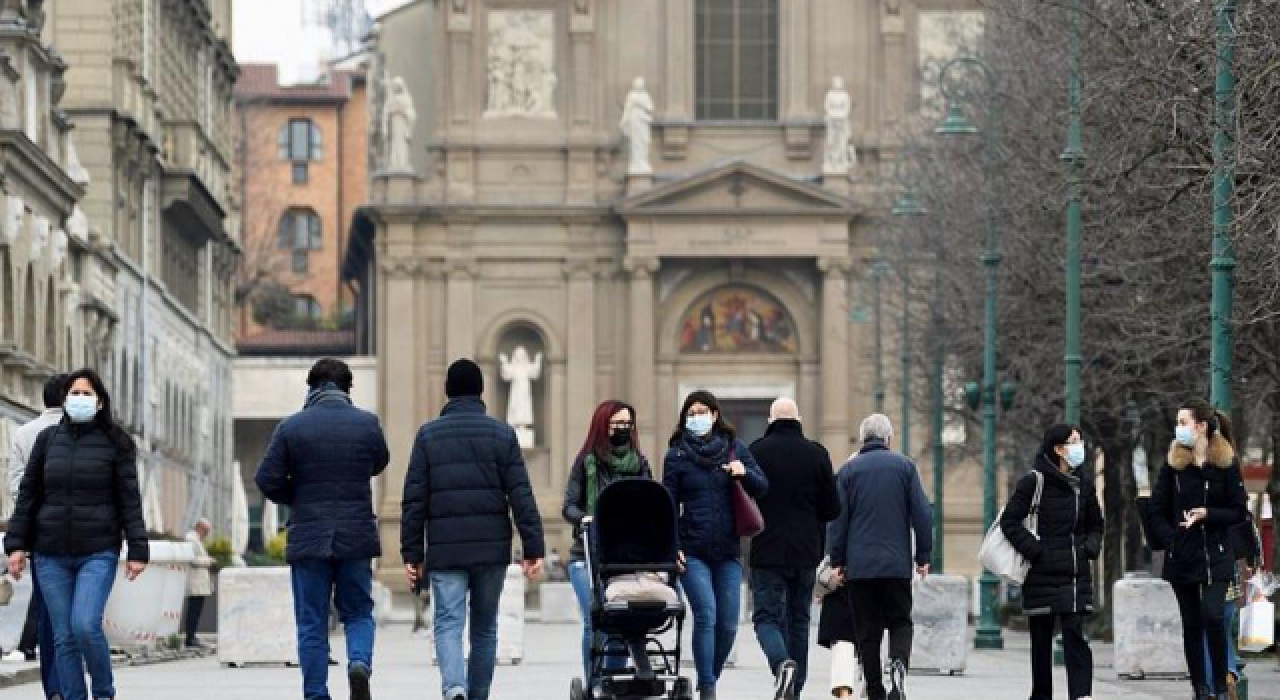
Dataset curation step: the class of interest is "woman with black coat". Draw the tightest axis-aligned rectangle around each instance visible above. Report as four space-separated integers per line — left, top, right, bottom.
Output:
5 368 149 700
1148 399 1249 700
1000 424 1104 700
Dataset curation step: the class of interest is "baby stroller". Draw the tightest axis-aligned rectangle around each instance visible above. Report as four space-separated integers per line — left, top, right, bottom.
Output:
570 479 691 700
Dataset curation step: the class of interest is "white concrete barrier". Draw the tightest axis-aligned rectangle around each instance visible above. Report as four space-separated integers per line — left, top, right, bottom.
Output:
103 541 193 648
217 567 298 666
1113 573 1187 679
905 574 969 674
539 582 580 624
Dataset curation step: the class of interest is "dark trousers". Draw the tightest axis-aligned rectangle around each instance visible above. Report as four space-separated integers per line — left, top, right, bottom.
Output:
848 579 913 700
1173 581 1228 693
1028 613 1092 700
751 567 817 697
184 596 207 644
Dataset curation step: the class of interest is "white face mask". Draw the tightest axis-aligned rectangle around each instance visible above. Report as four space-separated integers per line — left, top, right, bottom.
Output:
1064 443 1086 468
64 394 99 423
686 414 714 437
1175 425 1197 447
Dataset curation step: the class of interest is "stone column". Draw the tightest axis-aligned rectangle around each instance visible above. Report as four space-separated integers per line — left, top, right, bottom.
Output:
376 254 421 590
781 0 813 121
664 0 693 121
625 256 660 459
565 258 596 464
819 258 852 458
445 259 476 362
880 2 908 140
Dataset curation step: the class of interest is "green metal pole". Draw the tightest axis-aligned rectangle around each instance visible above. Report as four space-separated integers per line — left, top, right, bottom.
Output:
975 92 1005 652
1209 0 1237 412
1063 0 1085 425
901 250 911 455
874 260 887 414
931 235 946 573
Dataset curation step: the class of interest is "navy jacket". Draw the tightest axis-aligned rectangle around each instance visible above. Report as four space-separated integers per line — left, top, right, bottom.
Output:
828 439 933 579
400 397 545 570
255 394 390 563
662 432 768 564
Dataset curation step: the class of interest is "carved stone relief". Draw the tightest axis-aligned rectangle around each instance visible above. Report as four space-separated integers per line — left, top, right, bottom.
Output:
1 195 23 245
484 11 557 119
29 214 48 263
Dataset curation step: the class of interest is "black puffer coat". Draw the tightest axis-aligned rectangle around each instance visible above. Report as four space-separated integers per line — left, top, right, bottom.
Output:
6 420 149 562
1148 435 1249 586
400 397 545 570
662 431 767 564
1000 453 1103 616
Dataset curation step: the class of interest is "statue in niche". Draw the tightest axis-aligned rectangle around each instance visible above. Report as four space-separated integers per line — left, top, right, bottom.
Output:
2 195 23 245
383 76 417 172
499 345 543 449
823 77 856 174
484 11 557 119
620 77 654 176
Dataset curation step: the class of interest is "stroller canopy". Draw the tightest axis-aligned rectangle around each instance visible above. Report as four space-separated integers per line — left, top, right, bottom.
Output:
594 479 678 568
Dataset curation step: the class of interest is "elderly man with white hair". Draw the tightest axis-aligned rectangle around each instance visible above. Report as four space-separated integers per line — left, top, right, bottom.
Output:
747 398 841 700
822 414 933 700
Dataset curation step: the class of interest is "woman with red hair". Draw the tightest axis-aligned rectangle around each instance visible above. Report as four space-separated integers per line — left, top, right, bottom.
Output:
562 399 652 681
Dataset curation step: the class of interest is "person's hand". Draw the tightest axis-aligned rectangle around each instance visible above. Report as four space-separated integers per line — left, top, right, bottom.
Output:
521 558 543 580
832 567 845 586
1180 507 1208 528
677 550 687 573
7 551 25 580
406 562 425 588
724 460 746 478
125 561 147 582
916 563 931 579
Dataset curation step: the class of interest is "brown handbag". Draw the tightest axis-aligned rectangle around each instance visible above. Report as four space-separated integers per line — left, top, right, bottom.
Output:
728 448 765 538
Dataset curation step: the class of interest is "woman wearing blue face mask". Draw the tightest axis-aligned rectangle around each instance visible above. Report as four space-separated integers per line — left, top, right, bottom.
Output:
1000 424 1104 700
661 390 767 700
1148 399 1249 700
6 368 149 700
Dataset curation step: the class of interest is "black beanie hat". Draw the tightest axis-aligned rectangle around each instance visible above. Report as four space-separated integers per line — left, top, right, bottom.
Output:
445 359 484 398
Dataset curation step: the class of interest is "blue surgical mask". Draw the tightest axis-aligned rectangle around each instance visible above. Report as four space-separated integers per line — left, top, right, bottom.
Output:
1065 443 1086 468
1175 425 1196 447
65 395 99 423
686 414 714 437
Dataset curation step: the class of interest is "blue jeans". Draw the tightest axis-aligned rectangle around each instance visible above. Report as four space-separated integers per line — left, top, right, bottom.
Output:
30 558 63 699
568 560 626 681
291 558 376 700
1203 599 1240 694
680 557 742 691
34 550 118 700
430 565 507 700
751 567 816 697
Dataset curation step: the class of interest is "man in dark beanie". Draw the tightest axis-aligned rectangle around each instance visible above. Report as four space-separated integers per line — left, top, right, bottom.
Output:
401 358 544 700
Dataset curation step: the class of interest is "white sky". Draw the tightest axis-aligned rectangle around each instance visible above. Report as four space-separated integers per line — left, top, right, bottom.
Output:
233 0 411 82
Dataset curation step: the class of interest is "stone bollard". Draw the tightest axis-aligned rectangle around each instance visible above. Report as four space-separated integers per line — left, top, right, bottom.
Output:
900 574 969 674
217 567 298 666
539 582 580 624
1113 573 1187 679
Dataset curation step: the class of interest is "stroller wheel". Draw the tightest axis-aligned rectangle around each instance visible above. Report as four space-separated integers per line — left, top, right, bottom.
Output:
670 677 692 700
571 677 587 700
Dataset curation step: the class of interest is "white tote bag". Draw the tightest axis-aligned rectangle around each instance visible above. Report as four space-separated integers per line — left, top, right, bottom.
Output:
978 471 1044 585
1239 599 1275 652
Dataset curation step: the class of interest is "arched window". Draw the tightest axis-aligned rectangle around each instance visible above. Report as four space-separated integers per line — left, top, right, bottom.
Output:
277 118 323 184
695 0 779 121
278 208 322 274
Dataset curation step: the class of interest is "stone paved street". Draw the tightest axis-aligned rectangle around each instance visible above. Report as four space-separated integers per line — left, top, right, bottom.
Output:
1 622 1277 700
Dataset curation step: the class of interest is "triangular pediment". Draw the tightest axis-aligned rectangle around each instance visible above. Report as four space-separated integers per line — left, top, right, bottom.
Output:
616 161 855 219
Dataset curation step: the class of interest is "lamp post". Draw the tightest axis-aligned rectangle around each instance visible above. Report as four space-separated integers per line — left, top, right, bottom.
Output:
872 258 889 414
930 223 947 573
1209 0 1238 412
937 54 1004 650
1063 0 1085 424
892 191 926 456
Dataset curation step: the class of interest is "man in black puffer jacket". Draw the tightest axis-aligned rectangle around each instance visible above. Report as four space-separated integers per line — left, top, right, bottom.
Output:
256 359 389 700
400 358 544 700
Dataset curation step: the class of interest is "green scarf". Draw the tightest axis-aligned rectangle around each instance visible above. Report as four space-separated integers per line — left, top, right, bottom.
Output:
585 447 642 515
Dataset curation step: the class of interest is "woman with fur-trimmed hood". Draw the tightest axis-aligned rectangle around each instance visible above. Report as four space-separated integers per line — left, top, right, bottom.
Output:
1147 399 1249 700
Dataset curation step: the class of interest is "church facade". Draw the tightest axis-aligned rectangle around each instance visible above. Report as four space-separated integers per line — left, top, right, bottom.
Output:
346 0 985 586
